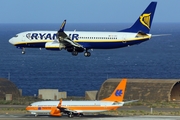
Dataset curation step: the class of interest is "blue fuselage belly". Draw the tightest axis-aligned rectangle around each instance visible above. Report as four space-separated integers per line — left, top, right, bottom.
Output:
15 39 148 49
79 40 148 49
16 42 46 48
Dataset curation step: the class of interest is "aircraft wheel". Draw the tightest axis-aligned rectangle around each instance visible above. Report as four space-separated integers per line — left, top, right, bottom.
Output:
22 48 25 54
78 113 84 117
68 113 74 118
22 51 25 54
84 52 91 57
72 51 78 56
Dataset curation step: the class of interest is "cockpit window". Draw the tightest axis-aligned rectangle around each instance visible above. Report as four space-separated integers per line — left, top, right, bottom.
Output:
15 35 18 37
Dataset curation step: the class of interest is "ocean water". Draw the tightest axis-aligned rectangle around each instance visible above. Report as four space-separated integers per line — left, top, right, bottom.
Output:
0 23 180 96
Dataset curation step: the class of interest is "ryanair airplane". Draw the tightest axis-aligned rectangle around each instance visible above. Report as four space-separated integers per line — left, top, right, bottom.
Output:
9 2 157 57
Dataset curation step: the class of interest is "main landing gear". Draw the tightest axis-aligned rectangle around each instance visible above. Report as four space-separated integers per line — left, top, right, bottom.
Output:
67 112 84 118
84 49 91 57
70 48 92 57
84 51 91 57
72 51 91 57
72 51 78 56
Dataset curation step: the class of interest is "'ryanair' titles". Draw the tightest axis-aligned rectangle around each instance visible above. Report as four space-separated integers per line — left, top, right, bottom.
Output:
26 33 79 40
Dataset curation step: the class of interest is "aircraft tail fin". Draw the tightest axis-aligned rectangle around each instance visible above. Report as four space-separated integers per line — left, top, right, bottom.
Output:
101 78 127 102
120 2 157 33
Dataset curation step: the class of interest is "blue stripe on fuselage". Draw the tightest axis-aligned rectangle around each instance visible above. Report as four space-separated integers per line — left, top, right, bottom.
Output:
14 39 148 49
15 42 46 48
78 39 149 49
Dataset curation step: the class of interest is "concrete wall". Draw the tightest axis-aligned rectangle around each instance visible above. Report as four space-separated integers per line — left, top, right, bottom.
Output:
85 91 98 100
97 78 180 101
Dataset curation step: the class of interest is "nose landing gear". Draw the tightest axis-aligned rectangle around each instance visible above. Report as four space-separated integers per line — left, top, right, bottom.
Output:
22 47 25 54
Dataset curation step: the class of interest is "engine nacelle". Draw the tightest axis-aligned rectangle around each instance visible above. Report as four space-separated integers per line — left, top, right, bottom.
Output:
45 42 65 51
50 107 62 117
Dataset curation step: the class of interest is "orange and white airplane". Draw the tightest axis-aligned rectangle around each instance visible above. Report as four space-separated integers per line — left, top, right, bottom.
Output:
26 79 137 118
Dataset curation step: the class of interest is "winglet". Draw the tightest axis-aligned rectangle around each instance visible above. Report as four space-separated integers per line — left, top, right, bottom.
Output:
57 20 68 40
57 99 62 109
58 20 66 32
49 99 62 117
120 2 157 33
101 78 127 102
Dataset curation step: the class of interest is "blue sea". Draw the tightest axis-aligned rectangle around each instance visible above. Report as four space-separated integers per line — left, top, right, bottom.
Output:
0 23 180 96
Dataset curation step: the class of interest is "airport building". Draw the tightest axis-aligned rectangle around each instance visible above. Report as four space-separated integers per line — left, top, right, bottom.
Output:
38 89 67 100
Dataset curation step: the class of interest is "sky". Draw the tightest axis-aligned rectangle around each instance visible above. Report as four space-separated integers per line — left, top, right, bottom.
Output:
0 0 179 24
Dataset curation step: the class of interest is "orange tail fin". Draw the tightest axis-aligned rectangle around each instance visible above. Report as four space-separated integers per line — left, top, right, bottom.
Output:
101 78 127 102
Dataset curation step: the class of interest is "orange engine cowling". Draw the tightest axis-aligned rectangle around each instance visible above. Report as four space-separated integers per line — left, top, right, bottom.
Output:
50 107 62 117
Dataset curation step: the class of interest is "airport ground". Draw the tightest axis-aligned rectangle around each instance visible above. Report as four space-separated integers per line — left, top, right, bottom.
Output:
0 104 180 120
0 96 180 119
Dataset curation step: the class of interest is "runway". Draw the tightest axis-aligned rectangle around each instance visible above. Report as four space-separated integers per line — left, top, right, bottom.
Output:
0 114 180 120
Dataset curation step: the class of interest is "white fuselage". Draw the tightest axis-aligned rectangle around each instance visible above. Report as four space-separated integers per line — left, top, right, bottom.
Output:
9 31 151 49
26 100 124 114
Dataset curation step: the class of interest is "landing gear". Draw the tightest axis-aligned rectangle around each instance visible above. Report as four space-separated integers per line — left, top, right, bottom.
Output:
77 113 84 117
72 51 78 56
68 112 74 118
84 52 91 57
22 47 25 54
84 49 91 57
67 113 83 118
72 47 78 56
70 48 91 57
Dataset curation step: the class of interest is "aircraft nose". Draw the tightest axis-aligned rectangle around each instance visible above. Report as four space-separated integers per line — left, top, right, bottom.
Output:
9 38 15 45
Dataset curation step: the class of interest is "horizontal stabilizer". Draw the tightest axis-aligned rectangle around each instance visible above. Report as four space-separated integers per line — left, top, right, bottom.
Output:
123 99 139 104
152 34 171 37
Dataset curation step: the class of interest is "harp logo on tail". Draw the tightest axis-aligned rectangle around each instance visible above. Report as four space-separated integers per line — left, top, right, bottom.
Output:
140 13 151 29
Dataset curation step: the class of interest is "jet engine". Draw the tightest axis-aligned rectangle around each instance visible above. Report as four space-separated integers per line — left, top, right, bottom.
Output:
50 107 62 117
45 42 65 50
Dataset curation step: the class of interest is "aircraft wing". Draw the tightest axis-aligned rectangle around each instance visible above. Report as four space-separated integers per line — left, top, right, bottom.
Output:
56 99 83 114
56 20 83 49
60 108 83 113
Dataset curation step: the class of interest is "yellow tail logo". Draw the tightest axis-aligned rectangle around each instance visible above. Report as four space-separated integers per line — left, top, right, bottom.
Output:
140 13 151 29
